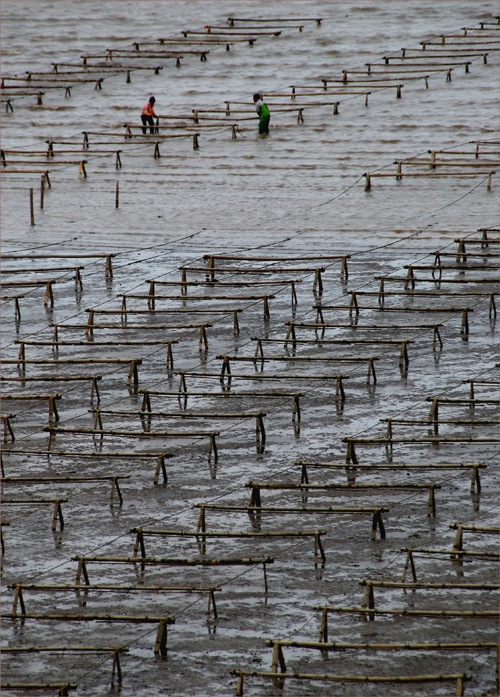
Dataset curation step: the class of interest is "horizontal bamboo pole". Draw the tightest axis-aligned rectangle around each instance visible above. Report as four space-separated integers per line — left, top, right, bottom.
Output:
0 685 77 694
122 293 276 301
0 393 62 400
72 555 273 566
3 358 141 365
366 170 495 178
402 547 499 559
209 24 306 30
426 397 499 405
287 321 442 328
86 307 243 313
179 371 347 380
84 130 195 138
183 30 281 36
422 39 499 46
1 612 175 622
318 302 474 313
298 461 486 469
1 279 57 287
454 237 500 244
354 288 497 297
2 253 115 260
218 354 378 362
318 605 499 618
266 638 497 651
376 276 496 284
2 498 68 504
384 50 493 57
344 436 499 443
203 254 348 262
2 266 84 274
182 266 325 273
1 84 70 90
2 475 130 483
56 322 213 329
1 375 102 382
3 448 171 458
449 524 499 533
1 646 126 652
264 85 371 96
361 580 499 590
9 583 220 593
228 16 322 22
1 159 89 167
385 417 497 426
365 62 473 70
132 528 325 540
46 426 219 438
247 481 439 491
145 279 302 286
230 669 470 683
396 159 500 168
258 337 413 345
146 38 246 44
94 408 265 419
17 339 178 347
195 504 388 513
140 389 303 397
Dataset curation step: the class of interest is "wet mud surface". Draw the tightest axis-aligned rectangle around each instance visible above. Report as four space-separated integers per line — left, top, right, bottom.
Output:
1 1 499 695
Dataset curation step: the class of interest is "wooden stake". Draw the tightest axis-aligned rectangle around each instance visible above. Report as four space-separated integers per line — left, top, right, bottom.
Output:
29 188 35 225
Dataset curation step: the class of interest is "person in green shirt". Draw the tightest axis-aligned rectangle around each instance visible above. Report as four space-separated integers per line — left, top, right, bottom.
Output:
253 93 271 134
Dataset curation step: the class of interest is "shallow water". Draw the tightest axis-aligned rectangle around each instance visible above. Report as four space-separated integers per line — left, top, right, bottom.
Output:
1 1 499 696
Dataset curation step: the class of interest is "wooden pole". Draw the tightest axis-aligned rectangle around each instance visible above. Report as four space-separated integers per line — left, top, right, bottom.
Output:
29 188 35 225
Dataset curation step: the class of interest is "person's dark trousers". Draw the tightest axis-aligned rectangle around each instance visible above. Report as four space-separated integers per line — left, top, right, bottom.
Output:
141 115 155 134
259 116 270 134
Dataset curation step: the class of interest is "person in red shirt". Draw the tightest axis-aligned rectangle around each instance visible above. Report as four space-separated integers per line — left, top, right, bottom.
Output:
141 96 157 134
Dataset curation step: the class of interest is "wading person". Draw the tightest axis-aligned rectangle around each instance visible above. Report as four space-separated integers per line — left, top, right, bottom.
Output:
141 96 157 134
253 93 270 135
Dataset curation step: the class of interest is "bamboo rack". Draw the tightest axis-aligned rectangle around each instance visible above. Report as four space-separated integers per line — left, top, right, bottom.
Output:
1 611 175 656
1 474 129 506
401 546 499 583
1 646 126 687
297 460 486 493
46 426 220 463
217 352 379 384
1 449 173 485
194 503 388 540
230 669 471 697
1 498 66 531
317 606 500 642
450 524 500 552
1 253 114 278
0 683 77 696
90 406 267 449
360 579 500 614
73 554 273 592
140 388 303 422
176 370 349 402
131 527 327 563
344 436 499 465
1 375 102 404
0 393 61 423
9 582 221 620
6 355 142 386
265 638 498 676
285 320 443 349
246 480 440 516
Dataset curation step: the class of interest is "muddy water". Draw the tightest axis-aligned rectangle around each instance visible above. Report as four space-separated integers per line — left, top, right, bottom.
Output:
1 1 499 696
